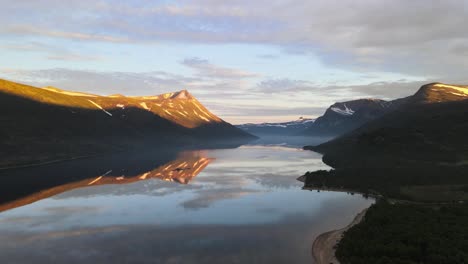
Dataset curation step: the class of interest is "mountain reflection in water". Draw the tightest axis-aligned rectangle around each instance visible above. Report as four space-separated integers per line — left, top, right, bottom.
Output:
0 150 213 213
0 146 373 264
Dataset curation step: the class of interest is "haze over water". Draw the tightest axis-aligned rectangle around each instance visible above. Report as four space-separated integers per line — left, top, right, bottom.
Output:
0 146 373 263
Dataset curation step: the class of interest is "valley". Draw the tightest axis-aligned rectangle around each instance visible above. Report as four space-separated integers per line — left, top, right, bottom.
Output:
3 2 467 263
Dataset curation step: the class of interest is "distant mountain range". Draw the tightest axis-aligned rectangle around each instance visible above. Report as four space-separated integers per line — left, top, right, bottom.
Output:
305 82 468 168
236 118 315 136
0 79 254 168
301 98 406 137
304 83 468 138
237 97 407 139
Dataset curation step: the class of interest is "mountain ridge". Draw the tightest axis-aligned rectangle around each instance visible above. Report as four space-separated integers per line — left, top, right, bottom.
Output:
301 98 404 137
0 79 221 129
237 118 314 136
305 82 468 168
0 79 254 168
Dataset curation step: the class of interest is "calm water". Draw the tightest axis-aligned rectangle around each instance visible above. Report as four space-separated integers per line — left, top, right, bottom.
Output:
0 146 373 264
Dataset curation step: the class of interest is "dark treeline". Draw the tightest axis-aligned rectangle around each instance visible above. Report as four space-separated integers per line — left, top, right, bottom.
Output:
336 201 468 264
303 166 468 202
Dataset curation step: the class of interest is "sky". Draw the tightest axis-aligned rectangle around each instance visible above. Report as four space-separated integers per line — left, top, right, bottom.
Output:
1 0 467 124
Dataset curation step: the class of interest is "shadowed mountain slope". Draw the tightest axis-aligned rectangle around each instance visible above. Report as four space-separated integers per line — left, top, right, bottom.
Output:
0 79 254 168
306 83 468 168
301 98 404 137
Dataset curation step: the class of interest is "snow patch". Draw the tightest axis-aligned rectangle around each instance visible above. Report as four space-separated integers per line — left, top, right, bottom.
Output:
88 100 113 116
139 172 150 180
164 109 174 116
198 114 210 122
331 104 355 116
88 176 102 185
193 103 215 121
177 111 188 117
140 102 150 110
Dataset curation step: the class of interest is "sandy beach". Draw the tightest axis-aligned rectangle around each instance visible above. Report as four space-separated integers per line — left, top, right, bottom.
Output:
312 208 368 264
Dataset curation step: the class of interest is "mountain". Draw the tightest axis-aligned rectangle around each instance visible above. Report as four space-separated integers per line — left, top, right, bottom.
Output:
301 98 407 137
237 117 315 136
0 79 254 168
306 82 468 168
0 150 213 213
411 83 468 103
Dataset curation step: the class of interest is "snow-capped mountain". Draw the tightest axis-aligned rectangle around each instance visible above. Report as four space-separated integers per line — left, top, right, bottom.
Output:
307 82 468 168
303 82 468 138
301 98 403 137
237 118 315 136
0 79 254 168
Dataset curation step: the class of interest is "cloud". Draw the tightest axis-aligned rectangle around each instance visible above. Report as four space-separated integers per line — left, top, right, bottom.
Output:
0 68 271 122
181 57 260 79
256 78 316 93
3 25 129 43
0 68 436 124
0 41 104 61
1 1 467 81
46 54 103 61
0 68 198 96
181 188 260 209
340 80 429 99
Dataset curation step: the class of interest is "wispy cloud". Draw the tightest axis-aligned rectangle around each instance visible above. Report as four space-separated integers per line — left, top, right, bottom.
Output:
1 1 467 81
256 78 316 93
0 41 104 61
181 57 260 79
1 1 467 123
3 1 466 79
0 68 436 124
3 25 130 43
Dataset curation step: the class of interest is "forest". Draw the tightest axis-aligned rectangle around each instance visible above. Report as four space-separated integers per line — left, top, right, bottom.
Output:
303 167 468 202
336 201 468 264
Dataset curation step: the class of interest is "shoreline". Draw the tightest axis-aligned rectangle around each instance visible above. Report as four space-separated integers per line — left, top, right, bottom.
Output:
312 208 368 264
0 154 100 171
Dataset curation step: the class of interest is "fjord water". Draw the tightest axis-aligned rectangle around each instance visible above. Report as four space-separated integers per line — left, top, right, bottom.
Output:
0 146 372 264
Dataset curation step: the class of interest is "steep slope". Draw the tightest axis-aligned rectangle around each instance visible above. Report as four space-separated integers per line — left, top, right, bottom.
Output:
0 80 224 129
0 79 254 168
301 98 406 137
237 117 315 136
307 83 468 168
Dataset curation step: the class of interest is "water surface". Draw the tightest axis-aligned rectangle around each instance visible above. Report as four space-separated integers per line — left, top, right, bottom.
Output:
0 146 373 264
